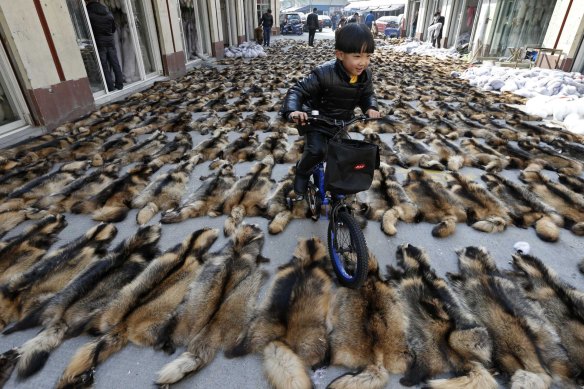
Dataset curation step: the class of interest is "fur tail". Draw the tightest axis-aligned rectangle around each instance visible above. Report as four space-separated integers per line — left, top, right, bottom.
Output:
471 216 507 233
136 202 158 225
268 211 292 235
535 216 560 242
16 320 68 378
0 348 20 388
224 206 245 237
426 362 497 389
327 364 389 389
262 341 311 389
381 208 399 236
432 216 457 238
92 206 129 222
447 155 465 171
155 345 217 386
56 325 129 389
510 369 551 389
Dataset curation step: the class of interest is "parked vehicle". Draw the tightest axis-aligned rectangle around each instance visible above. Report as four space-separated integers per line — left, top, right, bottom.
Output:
281 19 303 35
281 12 306 26
375 14 403 37
317 15 331 31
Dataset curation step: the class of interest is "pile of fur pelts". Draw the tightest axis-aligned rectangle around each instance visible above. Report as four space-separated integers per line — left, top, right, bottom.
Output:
1 225 583 389
224 41 267 58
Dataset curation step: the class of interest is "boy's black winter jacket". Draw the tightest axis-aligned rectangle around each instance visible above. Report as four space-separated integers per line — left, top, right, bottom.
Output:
87 1 116 48
281 59 378 124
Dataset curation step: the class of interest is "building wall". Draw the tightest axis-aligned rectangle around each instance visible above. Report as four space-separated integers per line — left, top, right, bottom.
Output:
152 0 186 77
543 0 584 70
0 0 94 129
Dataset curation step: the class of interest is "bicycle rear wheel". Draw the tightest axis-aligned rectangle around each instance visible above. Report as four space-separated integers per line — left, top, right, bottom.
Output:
327 210 368 288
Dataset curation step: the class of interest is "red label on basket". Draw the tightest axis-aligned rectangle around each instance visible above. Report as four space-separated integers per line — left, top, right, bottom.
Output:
354 163 366 170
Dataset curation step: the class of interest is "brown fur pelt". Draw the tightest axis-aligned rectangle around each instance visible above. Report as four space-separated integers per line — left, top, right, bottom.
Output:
226 237 333 389
327 254 410 389
448 247 574 389
55 228 219 389
0 225 161 380
403 169 466 238
254 131 288 163
393 244 496 389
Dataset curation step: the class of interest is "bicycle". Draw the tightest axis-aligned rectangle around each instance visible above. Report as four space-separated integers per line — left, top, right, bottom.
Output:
289 112 382 288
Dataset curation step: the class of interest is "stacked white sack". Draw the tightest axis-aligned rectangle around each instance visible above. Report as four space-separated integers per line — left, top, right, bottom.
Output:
382 40 461 60
460 66 584 134
224 41 267 58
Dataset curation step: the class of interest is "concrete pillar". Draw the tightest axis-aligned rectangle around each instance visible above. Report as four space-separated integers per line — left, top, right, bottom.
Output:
151 0 186 78
0 0 94 130
542 0 584 71
208 0 224 58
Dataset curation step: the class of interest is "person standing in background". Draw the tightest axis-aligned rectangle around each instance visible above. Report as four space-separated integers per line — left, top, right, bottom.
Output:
260 9 274 47
431 11 445 48
306 8 319 47
86 0 124 91
348 12 359 23
365 11 375 32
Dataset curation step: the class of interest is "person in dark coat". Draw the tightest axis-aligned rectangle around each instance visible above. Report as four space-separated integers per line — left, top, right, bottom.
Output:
431 11 445 48
348 12 359 23
280 23 380 198
86 0 123 91
306 8 319 47
260 9 273 47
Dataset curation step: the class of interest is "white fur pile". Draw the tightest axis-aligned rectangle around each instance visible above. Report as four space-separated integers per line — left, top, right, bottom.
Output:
380 40 461 60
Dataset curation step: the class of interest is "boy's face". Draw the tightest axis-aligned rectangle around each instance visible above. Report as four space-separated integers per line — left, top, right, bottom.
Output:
335 51 371 78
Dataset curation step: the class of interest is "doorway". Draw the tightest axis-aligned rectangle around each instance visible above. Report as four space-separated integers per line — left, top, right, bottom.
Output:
65 0 162 97
0 40 30 138
178 0 211 62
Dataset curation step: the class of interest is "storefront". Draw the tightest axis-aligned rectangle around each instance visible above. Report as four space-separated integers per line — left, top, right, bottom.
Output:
0 40 31 139
178 0 212 62
484 0 557 57
65 0 163 99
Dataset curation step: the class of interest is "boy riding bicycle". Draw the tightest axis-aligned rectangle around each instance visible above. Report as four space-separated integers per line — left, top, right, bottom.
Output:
280 23 380 200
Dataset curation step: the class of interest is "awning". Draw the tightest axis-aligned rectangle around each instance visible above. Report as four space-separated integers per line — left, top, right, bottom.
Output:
344 0 405 12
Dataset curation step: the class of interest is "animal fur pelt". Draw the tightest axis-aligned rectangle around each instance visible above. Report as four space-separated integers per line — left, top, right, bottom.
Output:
282 136 304 164
448 247 574 388
393 134 445 170
510 253 584 383
327 254 410 389
446 171 511 233
403 169 466 237
429 133 474 171
481 173 562 242
160 161 236 223
55 228 219 389
519 163 584 236
0 160 53 198
0 223 116 335
94 133 137 163
459 138 511 172
0 225 161 380
187 128 229 161
225 237 332 389
0 214 67 287
155 224 268 385
254 131 288 163
33 161 121 213
362 133 407 167
264 166 313 234
393 244 496 388
213 155 274 221
70 163 153 222
145 131 193 166
132 156 200 225
517 140 583 176
220 129 260 163
117 131 167 165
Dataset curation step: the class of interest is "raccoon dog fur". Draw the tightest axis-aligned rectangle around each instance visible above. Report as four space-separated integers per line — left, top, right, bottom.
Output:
327 254 410 389
511 253 584 382
1 226 161 379
226 237 333 389
0 223 116 335
403 169 466 237
394 244 495 389
153 224 267 355
155 224 267 385
160 161 236 223
448 247 573 388
56 228 218 389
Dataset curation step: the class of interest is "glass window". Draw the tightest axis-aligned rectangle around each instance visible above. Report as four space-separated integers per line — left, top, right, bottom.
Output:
130 0 156 74
0 82 16 127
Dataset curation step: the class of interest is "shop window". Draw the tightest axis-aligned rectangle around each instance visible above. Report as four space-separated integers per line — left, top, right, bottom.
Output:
257 0 270 23
0 41 30 136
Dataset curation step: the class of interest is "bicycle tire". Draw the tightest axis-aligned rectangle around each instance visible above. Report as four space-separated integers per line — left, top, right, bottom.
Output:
327 210 368 288
306 181 321 221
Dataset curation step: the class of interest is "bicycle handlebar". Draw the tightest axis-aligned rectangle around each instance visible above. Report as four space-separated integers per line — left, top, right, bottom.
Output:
299 113 382 129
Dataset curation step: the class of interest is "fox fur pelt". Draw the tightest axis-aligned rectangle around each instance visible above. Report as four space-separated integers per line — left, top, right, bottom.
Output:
226 237 332 389
0 226 160 380
55 228 219 389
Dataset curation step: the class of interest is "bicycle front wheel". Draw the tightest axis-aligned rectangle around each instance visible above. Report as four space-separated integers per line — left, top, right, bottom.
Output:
327 210 368 288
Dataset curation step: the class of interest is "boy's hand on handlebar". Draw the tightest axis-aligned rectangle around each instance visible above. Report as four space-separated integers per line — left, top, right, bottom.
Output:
289 111 308 125
366 109 380 118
